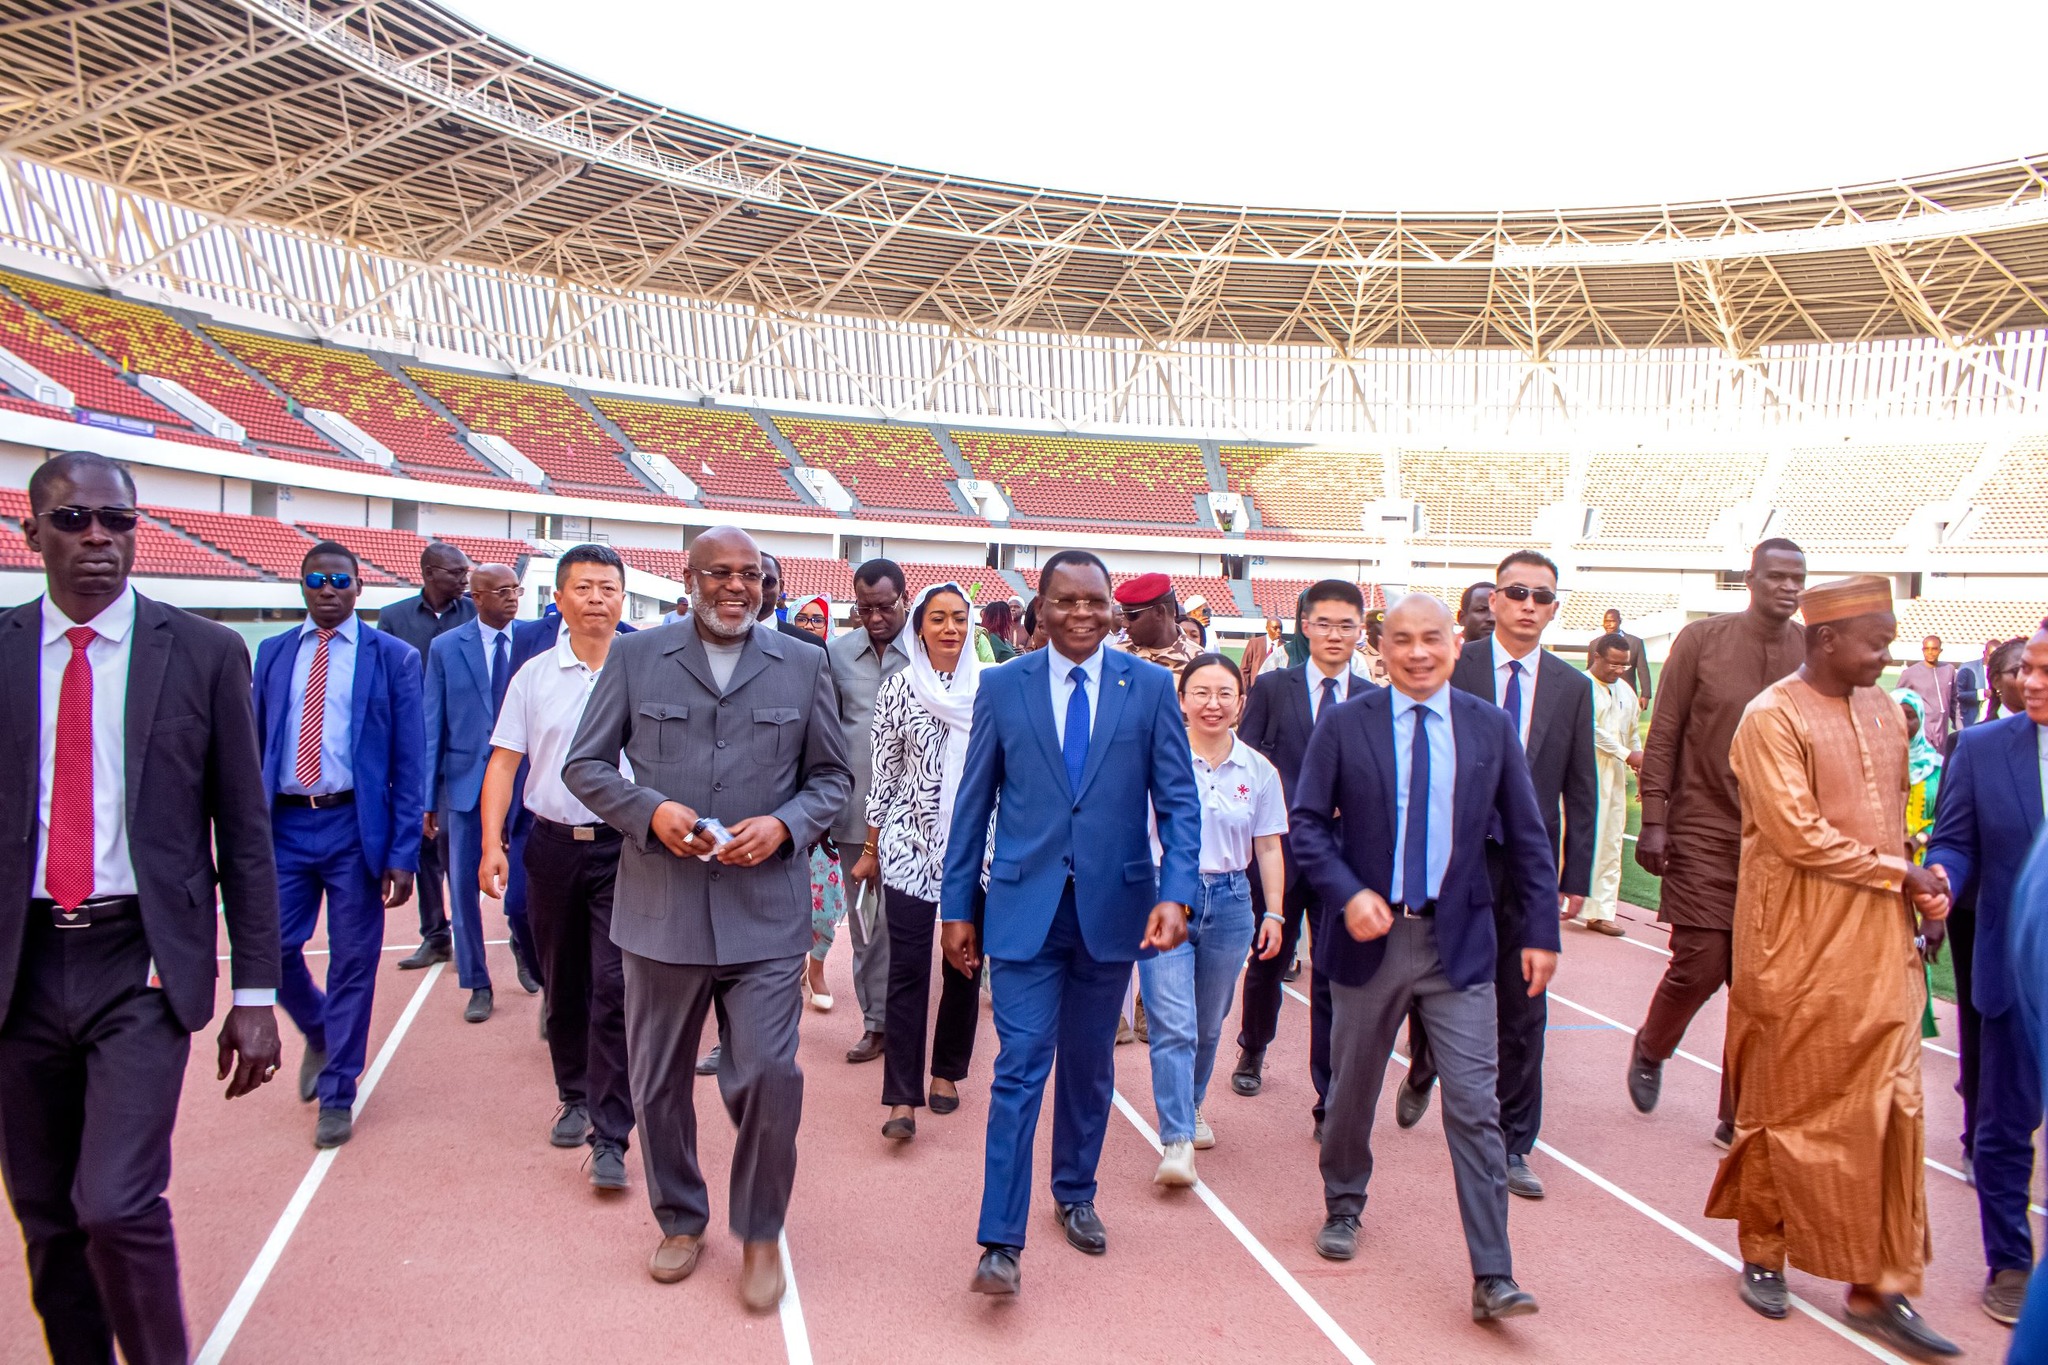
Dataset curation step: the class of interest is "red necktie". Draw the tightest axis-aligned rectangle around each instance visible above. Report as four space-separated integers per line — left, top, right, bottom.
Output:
295 628 337 789
46 626 97 911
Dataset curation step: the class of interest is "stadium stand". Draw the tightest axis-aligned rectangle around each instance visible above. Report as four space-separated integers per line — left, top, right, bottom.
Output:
1401 447 1570 544
405 368 648 493
149 506 318 579
954 431 1210 528
1576 450 1769 547
295 521 426 584
1560 590 1679 631
0 289 193 427
433 534 540 567
900 564 1016 605
1245 577 1388 621
776 419 964 515
1222 446 1386 539
613 546 690 582
1021 568 1236 613
1949 435 2048 548
592 397 798 508
774 557 856 601
210 328 500 480
2 273 337 457
1896 598 2048 648
1769 441 1982 549
0 489 250 579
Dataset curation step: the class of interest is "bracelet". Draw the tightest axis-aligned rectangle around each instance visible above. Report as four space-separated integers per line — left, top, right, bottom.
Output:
862 842 879 857
1262 911 1285 924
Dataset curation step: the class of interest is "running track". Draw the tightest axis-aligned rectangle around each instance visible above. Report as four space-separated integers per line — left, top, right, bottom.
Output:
1 899 2030 1364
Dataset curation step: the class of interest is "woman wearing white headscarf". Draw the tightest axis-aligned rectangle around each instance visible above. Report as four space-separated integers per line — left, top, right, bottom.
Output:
853 582 985 1141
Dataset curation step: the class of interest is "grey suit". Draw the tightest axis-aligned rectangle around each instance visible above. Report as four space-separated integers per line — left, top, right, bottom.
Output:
825 625 911 1032
564 621 851 1242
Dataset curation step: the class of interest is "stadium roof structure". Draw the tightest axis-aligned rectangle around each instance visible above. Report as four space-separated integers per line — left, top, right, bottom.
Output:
3 0 2048 433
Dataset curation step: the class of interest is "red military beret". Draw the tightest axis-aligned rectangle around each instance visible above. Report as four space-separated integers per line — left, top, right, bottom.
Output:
1112 572 1173 606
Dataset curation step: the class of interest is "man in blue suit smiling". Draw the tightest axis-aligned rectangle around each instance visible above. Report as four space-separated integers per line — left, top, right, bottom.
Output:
1288 592 1557 1322
253 541 424 1148
941 549 1201 1296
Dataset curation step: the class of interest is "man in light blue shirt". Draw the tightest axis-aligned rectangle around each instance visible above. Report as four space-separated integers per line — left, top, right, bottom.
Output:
1390 681 1456 905
280 614 357 797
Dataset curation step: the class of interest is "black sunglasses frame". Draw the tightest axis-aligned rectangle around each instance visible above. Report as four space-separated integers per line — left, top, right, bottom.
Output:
1496 584 1558 605
302 571 356 591
40 505 139 534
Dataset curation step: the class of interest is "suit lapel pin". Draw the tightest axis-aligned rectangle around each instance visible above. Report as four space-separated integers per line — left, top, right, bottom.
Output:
1118 678 1127 687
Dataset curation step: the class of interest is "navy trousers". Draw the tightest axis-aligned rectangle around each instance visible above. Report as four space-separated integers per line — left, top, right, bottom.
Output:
978 885 1130 1250
502 808 540 986
275 802 385 1110
1975 1007 2042 1273
442 805 493 991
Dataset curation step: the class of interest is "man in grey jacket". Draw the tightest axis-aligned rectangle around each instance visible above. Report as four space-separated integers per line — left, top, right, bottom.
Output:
564 525 851 1313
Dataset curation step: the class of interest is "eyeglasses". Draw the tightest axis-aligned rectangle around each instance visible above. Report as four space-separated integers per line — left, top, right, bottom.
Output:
1495 584 1558 605
1303 617 1361 634
793 613 827 628
1046 595 1112 611
697 567 764 585
303 571 355 591
476 584 524 599
853 600 903 618
39 505 138 534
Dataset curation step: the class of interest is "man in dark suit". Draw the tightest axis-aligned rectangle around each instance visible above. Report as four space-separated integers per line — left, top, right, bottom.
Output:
424 563 522 1021
939 549 1201 1296
1401 549 1596 1201
253 542 423 1146
1927 621 2047 1326
759 553 825 649
1230 578 1378 1135
1596 608 1653 706
0 450 281 1364
1290 592 1556 1318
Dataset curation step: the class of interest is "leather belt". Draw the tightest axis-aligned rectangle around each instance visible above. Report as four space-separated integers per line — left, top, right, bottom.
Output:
1393 901 1437 919
275 790 354 809
535 816 617 843
31 895 140 927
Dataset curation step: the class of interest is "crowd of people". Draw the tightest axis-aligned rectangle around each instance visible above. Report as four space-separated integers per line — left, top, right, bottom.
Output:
4 446 2048 1364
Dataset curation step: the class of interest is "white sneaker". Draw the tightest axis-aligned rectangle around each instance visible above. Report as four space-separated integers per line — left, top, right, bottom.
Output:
1154 1140 1197 1187
1193 1109 1215 1150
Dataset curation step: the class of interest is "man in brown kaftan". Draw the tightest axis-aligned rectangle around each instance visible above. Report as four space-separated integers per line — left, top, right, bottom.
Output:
1709 574 1958 1359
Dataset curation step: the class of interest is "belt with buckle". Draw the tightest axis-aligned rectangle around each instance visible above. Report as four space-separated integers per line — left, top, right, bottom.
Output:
1393 900 1437 919
275 790 355 809
535 816 616 843
31 895 140 928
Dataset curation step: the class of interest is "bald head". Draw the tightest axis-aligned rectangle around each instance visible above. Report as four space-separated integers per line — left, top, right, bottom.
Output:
686 525 763 642
1382 593 1458 700
470 562 521 629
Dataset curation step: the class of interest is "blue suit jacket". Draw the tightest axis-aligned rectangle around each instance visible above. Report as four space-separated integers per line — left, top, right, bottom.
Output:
1287 686 1560 990
423 619 507 814
253 621 425 876
940 648 1201 964
1928 714 2046 1018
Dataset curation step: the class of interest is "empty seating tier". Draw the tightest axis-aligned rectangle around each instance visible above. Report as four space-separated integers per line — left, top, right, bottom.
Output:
296 521 428 585
776 419 961 514
774 557 856 602
1248 578 1392 621
1896 598 2048 647
954 431 1208 525
1560 590 1678 632
210 328 494 478
1950 436 2048 548
1221 446 1385 538
900 565 1018 606
131 515 257 580
3 273 333 453
0 289 185 427
406 369 644 491
1770 441 1982 550
1577 451 1768 546
1400 448 1569 544
614 547 691 582
433 534 539 567
591 398 796 505
149 506 318 579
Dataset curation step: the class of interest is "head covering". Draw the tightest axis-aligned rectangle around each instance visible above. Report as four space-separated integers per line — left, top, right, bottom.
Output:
786 594 830 640
1799 574 1893 625
1284 586 1312 668
1891 688 1942 787
1113 572 1173 607
1183 594 1209 616
905 582 982 834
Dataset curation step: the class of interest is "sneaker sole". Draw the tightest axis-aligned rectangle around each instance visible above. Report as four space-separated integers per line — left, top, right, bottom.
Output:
551 1130 592 1149
591 1173 628 1191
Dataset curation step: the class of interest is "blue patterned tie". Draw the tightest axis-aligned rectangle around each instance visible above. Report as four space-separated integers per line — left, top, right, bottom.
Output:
1063 665 1091 794
490 631 510 717
1403 707 1431 905
1502 658 1524 744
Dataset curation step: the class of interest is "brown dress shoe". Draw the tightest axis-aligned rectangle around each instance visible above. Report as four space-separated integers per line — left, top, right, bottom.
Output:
845 1030 885 1064
648 1234 703 1284
739 1240 785 1313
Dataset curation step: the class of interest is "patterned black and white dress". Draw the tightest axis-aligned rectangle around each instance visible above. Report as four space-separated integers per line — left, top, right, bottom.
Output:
864 669 954 902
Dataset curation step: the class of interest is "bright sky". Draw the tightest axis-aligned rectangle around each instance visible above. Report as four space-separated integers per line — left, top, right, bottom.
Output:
446 0 2046 212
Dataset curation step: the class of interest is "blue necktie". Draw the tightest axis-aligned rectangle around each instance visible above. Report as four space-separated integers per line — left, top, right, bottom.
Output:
490 631 510 717
1403 707 1431 905
1063 665 1091 794
1502 658 1524 743
1319 676 1338 720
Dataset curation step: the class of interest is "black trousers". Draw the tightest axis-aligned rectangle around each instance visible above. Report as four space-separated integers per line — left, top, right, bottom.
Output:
416 822 452 949
525 821 632 1148
881 888 981 1109
1236 864 1333 1121
1951 899 1982 1158
0 910 192 1365
1405 845 1547 1156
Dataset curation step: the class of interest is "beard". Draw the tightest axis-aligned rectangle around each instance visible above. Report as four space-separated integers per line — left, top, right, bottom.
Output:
689 585 756 640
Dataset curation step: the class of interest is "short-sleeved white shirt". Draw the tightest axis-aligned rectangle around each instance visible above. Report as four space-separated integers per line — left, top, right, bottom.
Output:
1153 736 1289 874
490 630 633 824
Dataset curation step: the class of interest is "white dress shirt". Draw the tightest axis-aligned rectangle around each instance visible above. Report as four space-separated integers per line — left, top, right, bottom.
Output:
1390 684 1457 903
1490 636 1543 748
1049 644 1106 748
35 588 138 900
1305 663 1366 722
491 631 634 825
279 614 359 797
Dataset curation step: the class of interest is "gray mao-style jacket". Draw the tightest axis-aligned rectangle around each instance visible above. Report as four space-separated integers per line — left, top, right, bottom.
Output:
563 621 852 966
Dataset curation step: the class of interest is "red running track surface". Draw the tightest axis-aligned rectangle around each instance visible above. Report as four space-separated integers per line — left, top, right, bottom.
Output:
0 899 2028 1363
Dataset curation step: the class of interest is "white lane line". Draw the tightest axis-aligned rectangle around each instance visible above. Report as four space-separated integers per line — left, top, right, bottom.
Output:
195 963 445 1365
1281 984 1913 1362
777 1231 814 1365
1110 1090 1375 1365
216 938 511 962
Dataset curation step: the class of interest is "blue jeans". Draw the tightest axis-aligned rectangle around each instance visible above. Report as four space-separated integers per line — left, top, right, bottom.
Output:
1139 870 1256 1146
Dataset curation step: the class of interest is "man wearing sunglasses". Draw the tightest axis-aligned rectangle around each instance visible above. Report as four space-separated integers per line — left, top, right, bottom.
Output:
0 451 281 1365
1399 550 1596 1203
253 542 424 1149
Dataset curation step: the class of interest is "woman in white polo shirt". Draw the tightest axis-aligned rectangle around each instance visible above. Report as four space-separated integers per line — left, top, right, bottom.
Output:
1143 652 1289 1187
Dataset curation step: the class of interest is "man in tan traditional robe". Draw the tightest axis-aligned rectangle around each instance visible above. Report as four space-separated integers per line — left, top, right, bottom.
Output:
1710 574 1958 1358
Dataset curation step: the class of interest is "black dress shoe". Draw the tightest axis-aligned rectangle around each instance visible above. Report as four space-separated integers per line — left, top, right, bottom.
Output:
515 957 541 995
588 1141 628 1191
1843 1293 1960 1357
846 1030 885 1064
1281 958 1302 983
464 988 493 1023
928 1086 960 1115
550 1102 592 1149
314 1107 353 1149
1312 1120 1324 1145
1712 1120 1734 1150
1054 1201 1107 1255
1231 1048 1265 1097
1395 1080 1432 1129
1472 1275 1538 1320
298 1047 326 1104
882 1115 916 1142
1738 1263 1789 1319
1505 1154 1545 1200
970 1245 1022 1295
1627 1046 1663 1114
1314 1214 1358 1261
397 940 450 970
696 1045 721 1076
